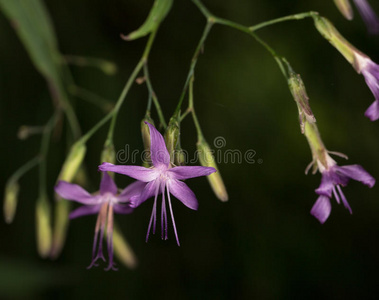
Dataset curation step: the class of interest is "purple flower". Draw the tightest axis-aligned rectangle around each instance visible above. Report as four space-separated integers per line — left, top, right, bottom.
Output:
55 172 145 270
354 52 379 121
99 122 216 246
353 0 379 34
310 155 375 223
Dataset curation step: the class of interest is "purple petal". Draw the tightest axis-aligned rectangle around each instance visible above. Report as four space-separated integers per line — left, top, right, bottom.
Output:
145 122 170 167
55 181 96 205
315 171 334 197
100 172 117 195
132 180 160 207
168 166 216 180
364 100 379 121
118 181 147 202
99 162 159 182
336 164 376 187
167 180 199 210
69 205 101 219
310 195 332 224
353 0 379 34
113 204 134 215
361 61 379 100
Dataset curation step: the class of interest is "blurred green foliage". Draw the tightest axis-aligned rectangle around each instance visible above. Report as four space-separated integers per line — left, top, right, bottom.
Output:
1 0 379 299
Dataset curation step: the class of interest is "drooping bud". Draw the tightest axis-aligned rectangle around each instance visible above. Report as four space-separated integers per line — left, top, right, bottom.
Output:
313 15 358 65
334 0 354 20
58 141 87 182
197 139 228 202
164 117 180 163
51 141 86 259
3 180 20 224
113 224 138 269
35 194 52 258
287 67 316 133
101 141 116 165
141 114 155 167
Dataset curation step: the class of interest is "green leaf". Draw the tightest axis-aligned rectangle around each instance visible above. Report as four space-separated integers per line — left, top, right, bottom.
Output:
122 0 173 41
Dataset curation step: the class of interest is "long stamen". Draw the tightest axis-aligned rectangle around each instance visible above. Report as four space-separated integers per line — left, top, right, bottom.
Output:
332 186 341 204
105 204 117 271
87 203 107 269
166 184 180 246
161 183 168 240
337 185 352 214
146 184 159 242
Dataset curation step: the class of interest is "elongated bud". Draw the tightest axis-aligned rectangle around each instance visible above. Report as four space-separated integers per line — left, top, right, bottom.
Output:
141 114 155 167
287 68 316 133
51 141 86 259
101 142 116 165
334 0 354 20
113 224 138 269
197 139 228 202
36 195 52 258
174 146 187 166
313 16 358 65
3 180 20 224
58 142 87 182
164 117 180 162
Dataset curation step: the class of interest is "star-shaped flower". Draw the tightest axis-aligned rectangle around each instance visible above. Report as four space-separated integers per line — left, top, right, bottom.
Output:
99 122 216 245
310 154 375 223
55 172 144 270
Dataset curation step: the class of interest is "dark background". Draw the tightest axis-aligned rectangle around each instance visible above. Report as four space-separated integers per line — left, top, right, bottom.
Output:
1 0 379 299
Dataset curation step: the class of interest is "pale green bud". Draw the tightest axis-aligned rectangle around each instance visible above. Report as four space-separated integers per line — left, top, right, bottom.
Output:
141 114 155 167
35 195 52 258
164 117 180 161
3 180 20 224
334 0 354 20
197 140 228 202
113 224 138 269
313 16 357 65
101 142 116 165
58 142 86 182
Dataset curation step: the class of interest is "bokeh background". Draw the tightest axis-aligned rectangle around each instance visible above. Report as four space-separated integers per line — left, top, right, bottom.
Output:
1 0 379 299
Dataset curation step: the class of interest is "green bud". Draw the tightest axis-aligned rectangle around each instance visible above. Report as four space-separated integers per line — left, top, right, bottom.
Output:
287 68 316 133
101 142 116 165
58 142 87 182
3 180 20 224
35 195 52 258
313 16 357 65
197 139 228 202
141 114 155 167
164 117 180 161
113 224 138 269
334 0 354 20
174 147 187 166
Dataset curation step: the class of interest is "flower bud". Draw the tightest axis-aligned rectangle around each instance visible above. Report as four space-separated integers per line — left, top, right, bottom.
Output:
113 224 138 269
334 0 354 20
141 114 155 167
35 195 52 258
58 142 87 182
197 139 228 202
313 16 357 65
101 142 116 165
3 180 20 224
164 117 180 162
288 69 316 133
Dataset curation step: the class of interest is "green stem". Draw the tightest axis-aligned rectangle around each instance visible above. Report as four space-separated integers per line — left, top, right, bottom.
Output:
189 78 204 140
69 85 113 112
7 156 40 185
39 112 59 196
143 63 167 128
249 11 318 31
173 20 214 117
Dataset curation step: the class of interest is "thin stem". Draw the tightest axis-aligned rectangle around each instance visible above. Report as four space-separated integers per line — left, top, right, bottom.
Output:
69 85 114 112
189 78 204 140
173 20 214 117
143 63 167 128
7 156 40 185
107 28 158 144
39 112 59 196
249 12 318 31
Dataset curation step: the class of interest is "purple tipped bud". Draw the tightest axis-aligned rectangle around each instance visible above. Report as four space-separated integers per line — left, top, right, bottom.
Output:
334 0 354 20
